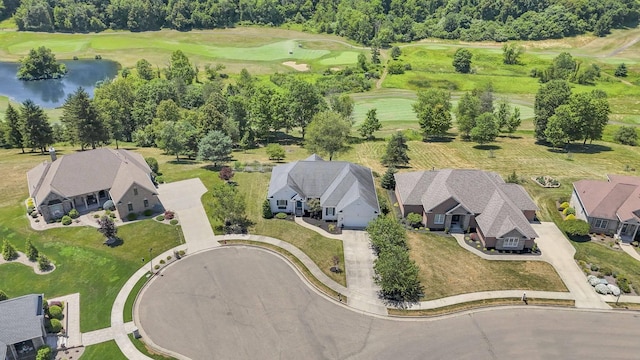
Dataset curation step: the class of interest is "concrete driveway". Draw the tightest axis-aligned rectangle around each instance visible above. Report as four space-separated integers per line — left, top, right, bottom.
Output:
137 247 640 360
157 178 218 252
532 222 609 309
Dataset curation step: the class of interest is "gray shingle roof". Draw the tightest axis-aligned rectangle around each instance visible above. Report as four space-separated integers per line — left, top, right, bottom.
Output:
268 155 379 212
395 169 538 238
27 148 156 205
0 294 44 349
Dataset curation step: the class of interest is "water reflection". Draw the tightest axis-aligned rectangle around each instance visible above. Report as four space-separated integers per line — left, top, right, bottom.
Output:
0 59 119 108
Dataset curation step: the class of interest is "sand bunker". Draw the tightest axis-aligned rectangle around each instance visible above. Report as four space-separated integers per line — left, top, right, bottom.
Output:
283 61 310 71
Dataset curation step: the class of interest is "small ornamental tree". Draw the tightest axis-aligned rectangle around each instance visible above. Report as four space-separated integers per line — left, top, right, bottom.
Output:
2 240 17 261
391 46 402 59
406 213 423 228
265 143 286 161
359 108 382 140
613 126 638 146
38 255 51 271
97 215 117 240
262 199 273 219
381 167 397 190
306 198 322 219
25 239 39 261
453 48 472 74
219 166 234 182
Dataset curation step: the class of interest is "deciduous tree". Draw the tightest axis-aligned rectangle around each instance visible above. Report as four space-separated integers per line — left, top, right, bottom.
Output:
470 113 499 145
453 48 472 73
359 108 381 139
136 59 155 80
413 89 452 140
305 111 352 161
165 50 196 85
534 80 572 141
456 92 480 139
265 143 286 161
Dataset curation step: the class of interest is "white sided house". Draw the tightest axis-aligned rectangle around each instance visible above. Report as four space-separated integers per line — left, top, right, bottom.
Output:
267 154 380 229
27 148 162 223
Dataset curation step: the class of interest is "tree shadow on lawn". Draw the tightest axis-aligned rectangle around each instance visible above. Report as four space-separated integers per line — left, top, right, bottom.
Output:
422 136 455 143
263 131 303 146
167 159 199 165
544 143 613 155
473 144 502 151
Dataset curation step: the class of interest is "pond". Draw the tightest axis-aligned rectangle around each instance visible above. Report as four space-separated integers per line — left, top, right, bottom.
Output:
0 59 119 108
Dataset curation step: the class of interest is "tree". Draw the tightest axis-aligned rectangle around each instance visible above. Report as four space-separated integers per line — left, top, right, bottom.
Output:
21 100 53 154
329 94 354 121
533 80 572 141
551 52 577 80
615 63 628 77
382 132 410 167
2 239 17 261
496 101 510 130
37 255 51 271
544 115 569 149
156 120 192 161
25 239 38 261
561 219 590 237
506 170 521 184
166 50 196 85
35 345 52 360
613 126 638 146
470 113 499 145
61 87 108 150
145 157 159 174
210 184 251 234
391 46 402 60
359 108 381 140
305 111 351 161
262 199 273 219
506 107 522 134
0 290 7 301
17 46 67 80
572 90 610 144
306 198 322 219
357 53 368 71
219 166 234 182
502 43 523 65
413 89 452 140
371 46 380 64
197 130 232 167
381 167 397 190
456 92 480 139
97 215 118 240
136 59 155 80
4 104 24 152
374 245 423 302
287 79 326 138
265 143 286 161
452 48 472 73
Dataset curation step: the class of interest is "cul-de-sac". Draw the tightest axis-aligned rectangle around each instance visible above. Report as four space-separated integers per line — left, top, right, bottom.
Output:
2 2 640 359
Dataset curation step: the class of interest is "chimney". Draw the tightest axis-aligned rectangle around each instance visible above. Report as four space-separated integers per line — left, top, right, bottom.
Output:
49 147 57 162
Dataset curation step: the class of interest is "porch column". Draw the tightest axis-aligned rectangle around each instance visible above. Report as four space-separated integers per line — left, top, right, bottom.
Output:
83 196 88 209
9 344 18 360
632 224 639 241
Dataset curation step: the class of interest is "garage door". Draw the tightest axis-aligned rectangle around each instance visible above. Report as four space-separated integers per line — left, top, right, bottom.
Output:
342 213 373 229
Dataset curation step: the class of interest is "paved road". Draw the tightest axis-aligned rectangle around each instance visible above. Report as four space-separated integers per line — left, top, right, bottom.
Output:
138 247 640 360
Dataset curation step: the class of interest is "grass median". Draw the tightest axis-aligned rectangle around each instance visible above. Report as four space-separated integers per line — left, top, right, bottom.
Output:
389 298 575 317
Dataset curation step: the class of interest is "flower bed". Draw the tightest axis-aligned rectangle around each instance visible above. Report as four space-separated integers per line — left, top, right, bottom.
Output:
532 175 560 188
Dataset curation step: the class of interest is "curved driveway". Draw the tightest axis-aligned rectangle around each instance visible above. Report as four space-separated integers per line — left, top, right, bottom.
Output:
137 247 640 360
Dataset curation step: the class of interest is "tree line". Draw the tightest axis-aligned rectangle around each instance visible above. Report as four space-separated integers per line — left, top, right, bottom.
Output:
2 0 637 43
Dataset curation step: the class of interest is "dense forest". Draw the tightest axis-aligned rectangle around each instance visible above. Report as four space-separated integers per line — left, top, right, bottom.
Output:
1 0 638 44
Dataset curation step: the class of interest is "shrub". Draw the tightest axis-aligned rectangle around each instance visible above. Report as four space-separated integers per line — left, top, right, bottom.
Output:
167 255 172 260
48 305 63 320
155 175 165 183
95 54 102 60
127 213 138 221
109 212 116 218
328 224 336 232
36 345 52 360
38 255 51 271
68 208 79 219
564 214 576 221
2 240 17 261
49 319 62 333
378 194 390 215
61 215 72 225
219 166 235 181
275 212 288 219
143 209 153 216
93 214 100 218
406 213 423 228
156 215 165 221
561 219 590 237
105 209 112 215
590 264 600 272
600 266 613 276
154 264 160 270
170 219 178 225
563 207 575 215
159 259 165 264
262 199 273 219
560 202 570 210
265 143 286 161
145 157 159 174
617 274 632 293
178 250 185 256
164 210 175 220
613 126 638 146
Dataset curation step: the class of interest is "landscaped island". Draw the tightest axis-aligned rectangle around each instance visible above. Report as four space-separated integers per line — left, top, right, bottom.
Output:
17 46 67 81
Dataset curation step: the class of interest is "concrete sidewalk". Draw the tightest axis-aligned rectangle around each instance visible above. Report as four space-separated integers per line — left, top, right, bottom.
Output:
49 293 81 348
414 290 574 310
620 243 640 262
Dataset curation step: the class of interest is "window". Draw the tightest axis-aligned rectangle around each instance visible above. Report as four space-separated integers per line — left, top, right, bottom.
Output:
133 187 138 196
594 219 609 229
127 203 133 212
434 214 445 225
276 200 288 209
503 237 519 248
144 199 149 208
326 207 335 216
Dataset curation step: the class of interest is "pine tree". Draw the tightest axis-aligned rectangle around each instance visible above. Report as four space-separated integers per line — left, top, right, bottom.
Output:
381 167 397 190
381 132 410 167
359 108 382 139
5 104 24 152
61 87 108 150
25 239 39 261
21 100 53 154
615 63 628 77
2 239 17 261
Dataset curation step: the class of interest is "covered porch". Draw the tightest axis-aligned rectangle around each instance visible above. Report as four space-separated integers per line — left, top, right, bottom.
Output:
615 219 640 243
444 205 473 233
71 189 112 212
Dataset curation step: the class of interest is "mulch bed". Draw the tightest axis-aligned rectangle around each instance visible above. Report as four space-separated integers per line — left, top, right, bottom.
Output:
463 237 542 256
302 216 342 235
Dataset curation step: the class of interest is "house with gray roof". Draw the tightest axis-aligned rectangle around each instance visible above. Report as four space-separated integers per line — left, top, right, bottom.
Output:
395 169 539 251
570 174 640 241
0 294 46 360
267 155 380 229
27 148 162 223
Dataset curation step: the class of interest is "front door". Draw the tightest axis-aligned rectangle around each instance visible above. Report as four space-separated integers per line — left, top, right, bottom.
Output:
452 215 461 225
622 223 630 235
295 201 303 216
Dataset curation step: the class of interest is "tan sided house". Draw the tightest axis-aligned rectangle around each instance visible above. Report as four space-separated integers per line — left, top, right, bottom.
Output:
395 169 538 251
27 148 162 222
570 174 640 242
267 154 380 229
1 294 47 360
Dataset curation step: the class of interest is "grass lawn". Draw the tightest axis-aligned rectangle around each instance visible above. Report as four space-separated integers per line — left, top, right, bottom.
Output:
128 334 176 360
81 340 127 360
572 240 640 294
407 232 567 300
123 274 151 323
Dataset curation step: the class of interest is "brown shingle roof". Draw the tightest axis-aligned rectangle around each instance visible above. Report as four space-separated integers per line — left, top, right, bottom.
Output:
574 175 640 222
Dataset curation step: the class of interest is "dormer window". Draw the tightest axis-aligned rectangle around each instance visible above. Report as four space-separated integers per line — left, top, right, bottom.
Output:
133 187 138 196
